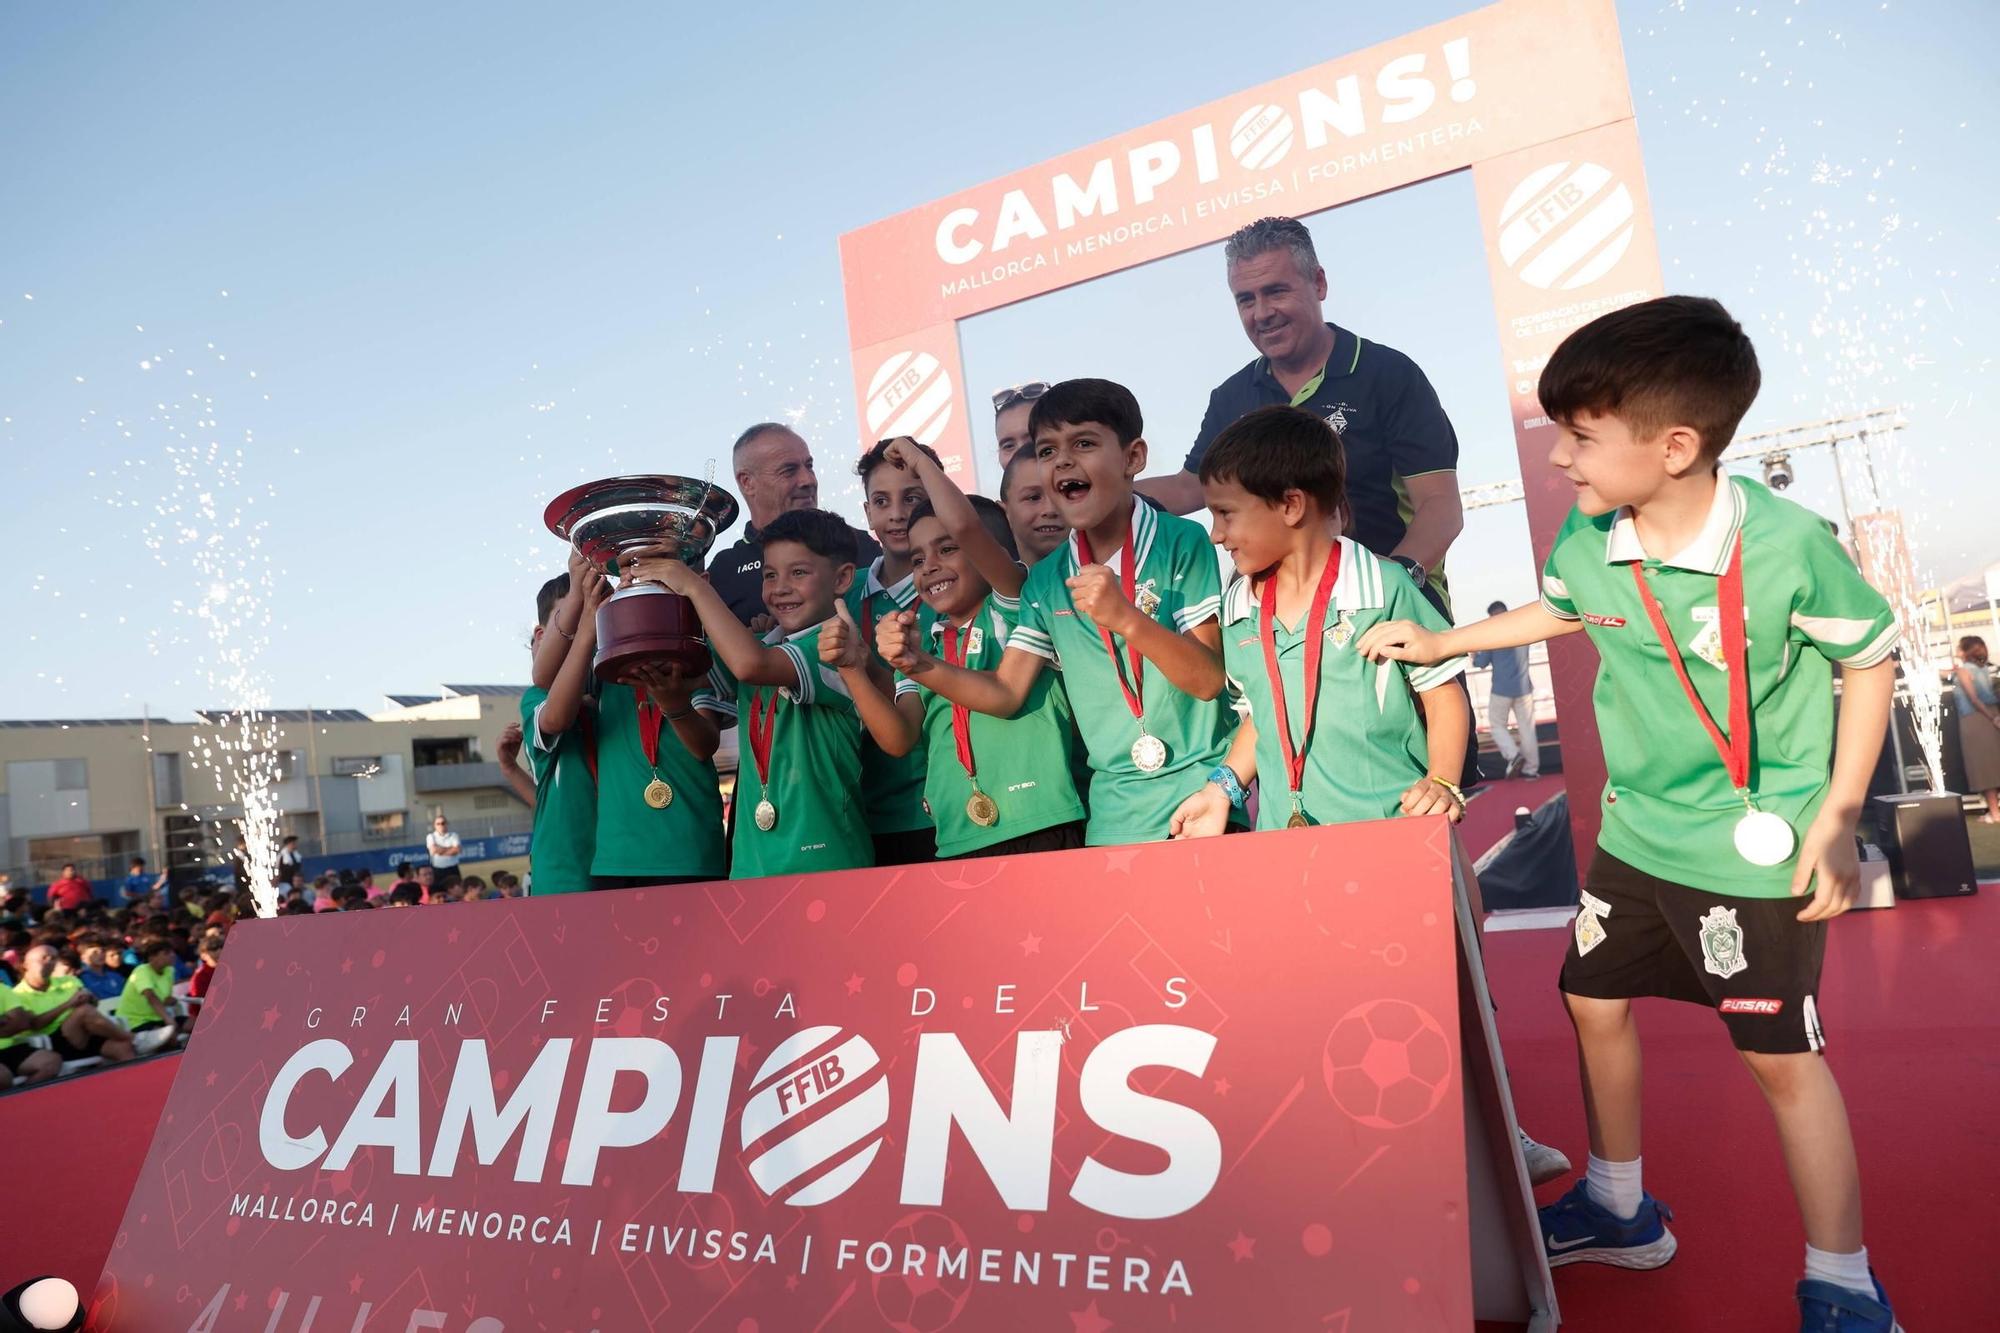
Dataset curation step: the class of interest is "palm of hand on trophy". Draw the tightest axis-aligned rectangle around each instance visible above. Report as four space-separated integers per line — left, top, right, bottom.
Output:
543 476 740 684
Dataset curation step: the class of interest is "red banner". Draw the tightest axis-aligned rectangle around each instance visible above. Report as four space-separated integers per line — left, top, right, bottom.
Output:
92 822 1487 1331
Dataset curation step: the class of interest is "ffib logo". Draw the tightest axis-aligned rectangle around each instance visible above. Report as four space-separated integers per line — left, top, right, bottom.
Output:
1496 160 1635 291
740 1026 889 1206
865 350 953 446
1229 103 1295 170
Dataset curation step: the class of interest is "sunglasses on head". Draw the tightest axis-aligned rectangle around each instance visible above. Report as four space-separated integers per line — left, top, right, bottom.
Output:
992 381 1051 413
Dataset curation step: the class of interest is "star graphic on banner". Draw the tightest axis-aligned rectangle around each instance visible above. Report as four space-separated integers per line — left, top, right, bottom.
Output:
1227 1230 1257 1262
784 1275 800 1292
205 1071 218 1087
348 1274 364 1295
260 1004 281 1031
1019 933 1043 956
1102 848 1141 874
1213 1077 1231 1096
234 1293 248 1312
844 973 865 997
447 928 461 945
340 958 354 974
1069 1300 1114 1333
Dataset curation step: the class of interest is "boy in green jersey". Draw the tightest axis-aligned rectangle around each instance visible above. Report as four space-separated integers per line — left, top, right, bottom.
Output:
1167 405 1470 837
1360 297 1901 1331
879 379 1236 846
845 439 937 865
825 440 1087 859
114 936 181 1041
520 561 598 894
629 508 874 879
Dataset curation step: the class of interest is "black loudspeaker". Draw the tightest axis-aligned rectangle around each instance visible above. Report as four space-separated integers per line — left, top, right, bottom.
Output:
1870 793 1979 899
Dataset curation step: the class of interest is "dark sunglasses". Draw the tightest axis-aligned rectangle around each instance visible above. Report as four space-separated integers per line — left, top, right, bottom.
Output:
991 381 1051 413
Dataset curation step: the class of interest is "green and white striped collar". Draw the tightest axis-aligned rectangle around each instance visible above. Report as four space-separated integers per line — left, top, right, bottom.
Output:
1604 473 1747 575
1222 537 1384 625
861 556 918 608
1064 494 1159 577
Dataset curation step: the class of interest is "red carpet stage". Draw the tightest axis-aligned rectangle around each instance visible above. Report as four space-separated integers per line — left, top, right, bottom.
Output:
1487 883 2000 1330
8 882 1992 1329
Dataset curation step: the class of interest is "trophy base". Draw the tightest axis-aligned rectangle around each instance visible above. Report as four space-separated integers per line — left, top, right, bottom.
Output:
593 585 714 683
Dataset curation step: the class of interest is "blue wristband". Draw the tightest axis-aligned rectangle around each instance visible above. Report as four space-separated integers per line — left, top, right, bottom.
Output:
1206 764 1248 809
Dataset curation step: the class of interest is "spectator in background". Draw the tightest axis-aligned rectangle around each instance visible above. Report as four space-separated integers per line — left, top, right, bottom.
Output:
361 869 386 902
187 932 223 1025
75 939 124 1001
992 381 1048 473
12 943 134 1066
277 835 305 886
115 938 181 1044
387 885 423 909
425 816 463 894
1474 601 1540 779
415 865 437 902
1954 635 2000 824
0 992 63 1087
47 863 94 913
120 857 165 906
457 875 489 901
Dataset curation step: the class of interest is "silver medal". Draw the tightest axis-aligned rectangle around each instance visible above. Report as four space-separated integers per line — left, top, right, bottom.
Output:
1130 732 1167 773
1733 809 1795 867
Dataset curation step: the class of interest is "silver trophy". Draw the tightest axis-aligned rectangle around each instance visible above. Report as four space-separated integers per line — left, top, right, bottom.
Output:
543 475 739 681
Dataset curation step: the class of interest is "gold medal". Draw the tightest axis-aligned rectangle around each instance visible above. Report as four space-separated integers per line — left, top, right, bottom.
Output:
643 778 674 809
966 789 999 827
1286 809 1309 830
753 798 778 832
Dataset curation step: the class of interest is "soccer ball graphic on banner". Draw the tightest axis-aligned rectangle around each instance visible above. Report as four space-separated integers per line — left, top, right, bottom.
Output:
1495 160 1635 291
1322 998 1453 1129
870 1211 974 1333
1229 103 1295 170
866 350 954 446
739 1026 890 1205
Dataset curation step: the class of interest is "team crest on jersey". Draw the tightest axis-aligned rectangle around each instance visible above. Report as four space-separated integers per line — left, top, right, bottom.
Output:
966 626 984 656
1574 889 1612 956
1135 579 1163 619
1688 606 1751 672
1324 402 1356 434
1698 905 1748 979
1325 612 1356 649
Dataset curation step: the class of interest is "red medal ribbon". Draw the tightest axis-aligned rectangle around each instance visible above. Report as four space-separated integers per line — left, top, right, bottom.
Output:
636 698 665 769
746 688 780 788
1629 533 1752 794
1073 527 1145 724
1257 541 1343 801
941 622 979 782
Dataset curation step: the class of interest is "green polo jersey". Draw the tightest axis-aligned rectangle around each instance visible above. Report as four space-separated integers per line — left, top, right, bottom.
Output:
845 561 932 837
589 681 728 882
115 961 175 1027
1541 475 1898 898
522 687 598 895
712 624 873 879
1221 538 1468 830
896 591 1088 857
1009 497 1234 845
0 976 82 1048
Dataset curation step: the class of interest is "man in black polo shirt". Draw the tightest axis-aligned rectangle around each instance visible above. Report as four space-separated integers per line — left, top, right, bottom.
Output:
1138 215 1464 614
707 422 880 627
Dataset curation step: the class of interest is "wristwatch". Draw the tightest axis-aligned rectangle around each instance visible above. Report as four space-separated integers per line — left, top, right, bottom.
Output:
1390 555 1428 586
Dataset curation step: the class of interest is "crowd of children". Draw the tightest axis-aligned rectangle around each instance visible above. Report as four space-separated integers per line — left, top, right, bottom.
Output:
515 294 1904 1331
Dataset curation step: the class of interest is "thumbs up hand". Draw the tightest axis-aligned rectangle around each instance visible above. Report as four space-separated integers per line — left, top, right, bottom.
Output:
819 600 868 671
877 608 933 676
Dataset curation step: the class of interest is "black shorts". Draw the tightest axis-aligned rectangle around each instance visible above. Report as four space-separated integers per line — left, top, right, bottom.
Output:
52 1029 107 1061
947 820 1088 861
872 828 938 867
432 866 463 892
1560 850 1828 1055
0 1043 42 1074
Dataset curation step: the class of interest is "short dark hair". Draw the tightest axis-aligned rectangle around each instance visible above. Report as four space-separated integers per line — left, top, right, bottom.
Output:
759 507 859 564
536 573 570 626
1488 600 1508 616
1538 296 1760 462
1961 635 1988 656
1027 378 1143 448
130 857 145 869
999 446 1041 500
389 884 422 906
856 437 943 486
910 497 1018 561
1197 405 1346 511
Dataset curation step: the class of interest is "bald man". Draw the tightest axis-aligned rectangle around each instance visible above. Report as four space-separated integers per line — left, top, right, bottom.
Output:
707 423 880 627
9 944 135 1068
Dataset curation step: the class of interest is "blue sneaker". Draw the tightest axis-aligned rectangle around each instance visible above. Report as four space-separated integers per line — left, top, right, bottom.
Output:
1796 1274 1902 1332
1537 1179 1678 1268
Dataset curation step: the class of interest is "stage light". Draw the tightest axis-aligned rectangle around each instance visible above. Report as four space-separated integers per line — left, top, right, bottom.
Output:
0 1276 83 1333
1762 453 1795 490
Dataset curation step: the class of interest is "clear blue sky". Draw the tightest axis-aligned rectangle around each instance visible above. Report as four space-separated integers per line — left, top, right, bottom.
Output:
3 1 1994 718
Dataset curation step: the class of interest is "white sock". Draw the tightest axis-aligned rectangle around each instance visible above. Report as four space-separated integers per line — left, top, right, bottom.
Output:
1804 1244 1875 1297
1585 1153 1643 1220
